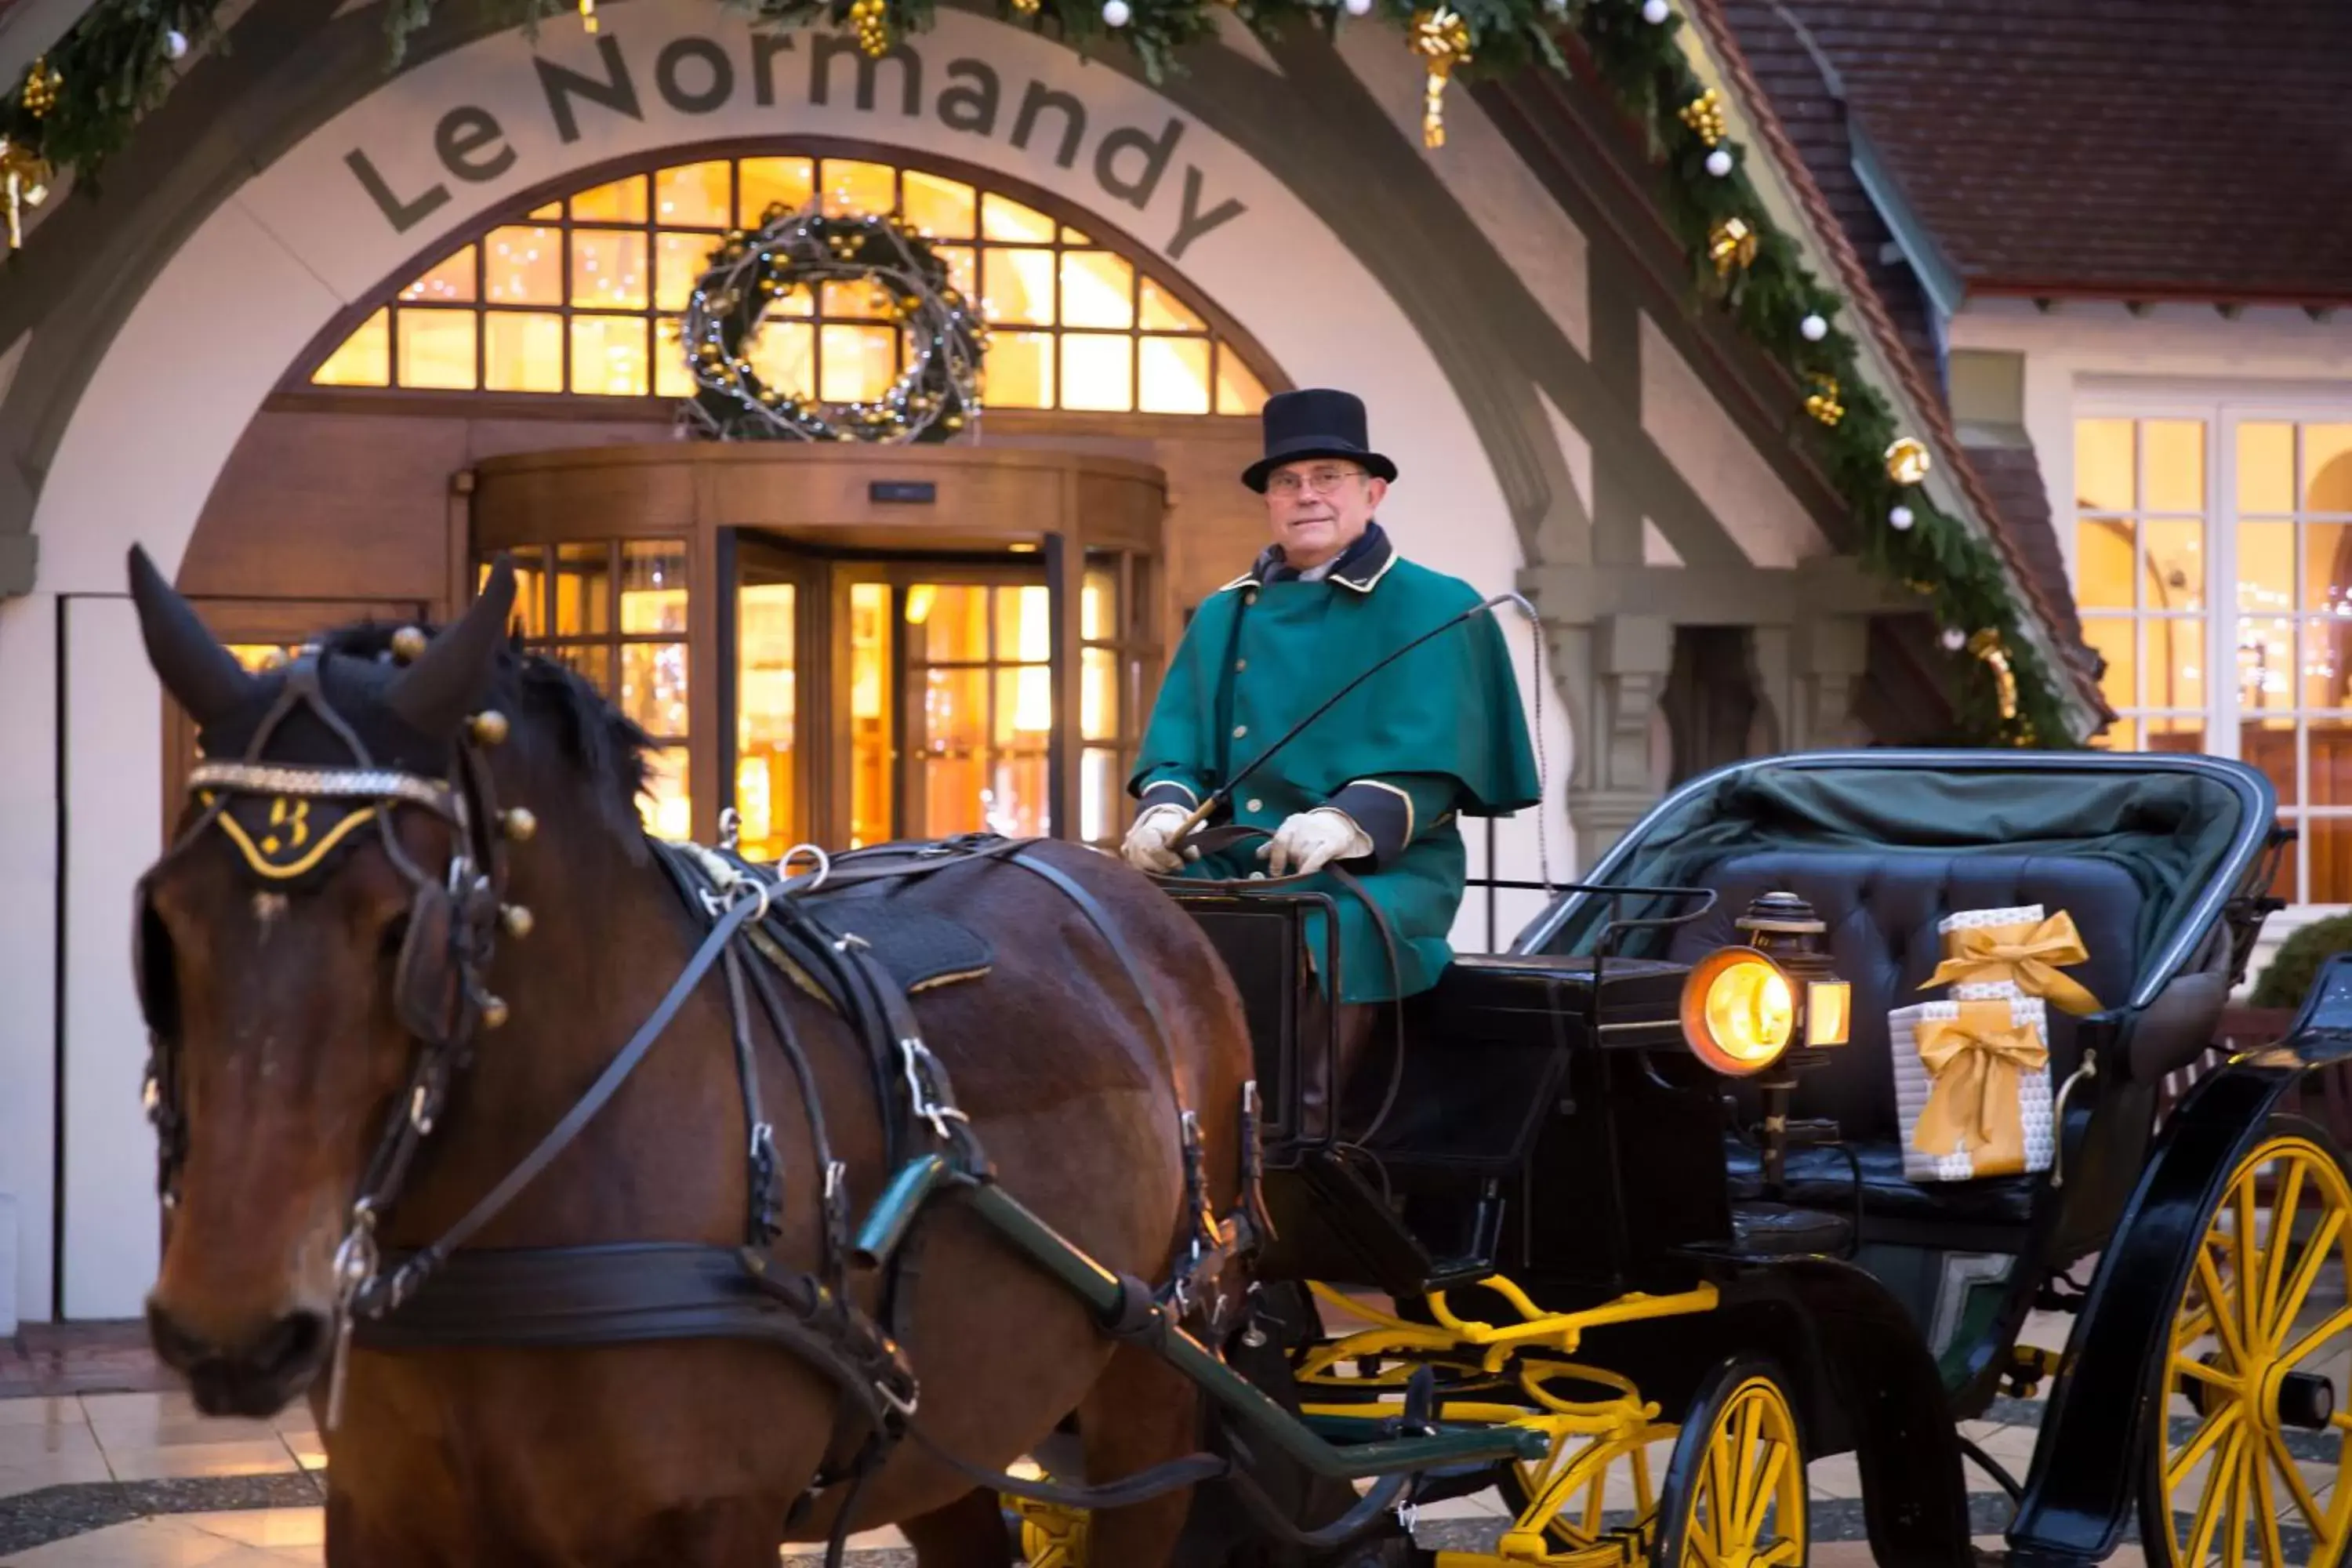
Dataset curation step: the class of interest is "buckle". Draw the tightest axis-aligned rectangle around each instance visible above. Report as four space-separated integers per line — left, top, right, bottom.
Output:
898 1036 971 1145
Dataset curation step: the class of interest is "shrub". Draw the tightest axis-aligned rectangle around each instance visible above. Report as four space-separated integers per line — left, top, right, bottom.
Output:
2249 913 2352 1009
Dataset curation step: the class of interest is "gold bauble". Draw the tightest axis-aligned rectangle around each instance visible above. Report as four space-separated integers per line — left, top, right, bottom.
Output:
480 995 511 1030
467 710 510 746
1677 87 1726 147
501 905 535 939
1886 436 1933 485
1968 630 2019 721
390 626 430 663
1409 9 1472 149
501 807 539 843
1707 216 1757 277
0 137 52 251
19 58 60 121
1803 374 1844 428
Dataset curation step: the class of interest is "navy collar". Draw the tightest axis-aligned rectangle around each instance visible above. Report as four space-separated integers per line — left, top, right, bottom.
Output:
1228 522 1398 595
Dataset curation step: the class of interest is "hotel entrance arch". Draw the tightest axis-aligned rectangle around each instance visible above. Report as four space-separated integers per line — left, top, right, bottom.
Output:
467 442 1163 856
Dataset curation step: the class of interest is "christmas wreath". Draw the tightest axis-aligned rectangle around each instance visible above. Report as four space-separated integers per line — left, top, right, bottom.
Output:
677 202 985 444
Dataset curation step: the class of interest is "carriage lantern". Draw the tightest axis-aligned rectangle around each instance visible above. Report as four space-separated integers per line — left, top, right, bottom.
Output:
1678 891 1851 1077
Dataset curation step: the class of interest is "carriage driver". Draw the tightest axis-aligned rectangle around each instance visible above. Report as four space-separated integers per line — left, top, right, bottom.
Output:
1120 387 1541 1087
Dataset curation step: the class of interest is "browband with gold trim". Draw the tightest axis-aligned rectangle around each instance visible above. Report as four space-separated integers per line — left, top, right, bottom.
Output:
187 760 462 818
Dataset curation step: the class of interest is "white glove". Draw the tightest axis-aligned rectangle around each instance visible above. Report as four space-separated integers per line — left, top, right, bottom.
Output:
1257 808 1373 878
1121 803 1200 874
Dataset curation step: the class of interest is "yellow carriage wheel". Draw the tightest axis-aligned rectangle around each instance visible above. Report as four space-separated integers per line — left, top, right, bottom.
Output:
1011 1498 1087 1568
2143 1123 2352 1568
1496 1425 1670 1562
1651 1358 1806 1568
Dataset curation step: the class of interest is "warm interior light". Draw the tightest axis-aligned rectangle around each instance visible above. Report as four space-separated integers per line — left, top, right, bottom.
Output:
1680 948 1795 1076
1806 980 1852 1047
903 584 938 625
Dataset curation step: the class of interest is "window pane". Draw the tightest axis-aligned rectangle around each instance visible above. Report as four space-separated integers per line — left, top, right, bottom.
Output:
620 541 689 633
2075 516 2136 610
1062 226 1091 245
2089 717 2136 752
571 230 648 310
396 310 476 389
2238 422 2296 514
312 308 390 387
570 315 649 396
1138 277 1205 332
1059 252 1134 329
2307 619 2352 709
996 584 1051 666
655 231 713 312
2310 817 2352 902
981 193 1055 243
528 201 561 220
655 320 695 398
2239 615 2295 713
620 642 690 739
2240 519 2293 614
2309 425 2352 514
485 311 564 393
987 753 1050 840
919 665 987 754
821 279 887 320
984 332 1054 409
735 581 797 861
554 543 611 636
1082 648 1119 740
401 245 477 304
995 666 1055 746
2307 522 2352 617
848 582 894 848
553 642 612 697
934 245 978 303
2142 518 2204 612
2241 719 2296 807
819 323 898 403
982 249 1054 325
1062 333 1132 412
2144 716 2206 754
2317 732 2352 811
641 746 691 843
2074 418 2136 511
902 172 975 239
1214 347 1269 416
2143 419 2205 513
739 157 815 225
1082 747 1119 845
917 584 989 662
488 554 547 639
2083 616 2136 710
2140 619 2203 713
655 162 731 227
1081 564 1118 641
571 175 648 223
1139 336 1213 415
2269 822 2305 903
485 226 561 304
820 159 896 218
747 320 815 399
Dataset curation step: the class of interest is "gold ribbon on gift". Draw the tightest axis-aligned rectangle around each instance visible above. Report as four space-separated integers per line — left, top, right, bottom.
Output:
1913 1001 2051 1172
1919 910 2103 1016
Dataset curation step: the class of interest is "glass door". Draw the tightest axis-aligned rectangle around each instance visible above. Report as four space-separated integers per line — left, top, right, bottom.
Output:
729 535 806 862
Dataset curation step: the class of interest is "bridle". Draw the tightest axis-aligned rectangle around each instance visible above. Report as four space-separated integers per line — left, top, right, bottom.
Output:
133 638 524 1417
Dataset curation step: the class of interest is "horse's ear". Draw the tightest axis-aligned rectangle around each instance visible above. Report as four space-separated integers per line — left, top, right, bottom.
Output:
389 557 517 739
126 545 253 727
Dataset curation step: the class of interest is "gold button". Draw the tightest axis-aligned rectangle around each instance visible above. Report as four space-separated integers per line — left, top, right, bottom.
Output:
1247 798 1263 812
1232 724 1247 739
1243 590 1258 605
1235 659 1247 672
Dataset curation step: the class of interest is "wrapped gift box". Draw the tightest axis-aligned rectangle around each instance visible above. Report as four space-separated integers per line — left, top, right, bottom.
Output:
1890 993 2055 1181
1939 904 2044 1003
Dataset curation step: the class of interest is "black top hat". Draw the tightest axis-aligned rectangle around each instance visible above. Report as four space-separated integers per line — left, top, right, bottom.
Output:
1242 388 1399 493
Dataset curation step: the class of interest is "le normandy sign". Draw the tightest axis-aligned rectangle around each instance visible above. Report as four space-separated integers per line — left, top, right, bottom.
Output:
343 30 1250 260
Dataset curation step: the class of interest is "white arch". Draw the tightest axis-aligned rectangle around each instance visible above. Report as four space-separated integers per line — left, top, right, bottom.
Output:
0 0 1573 1318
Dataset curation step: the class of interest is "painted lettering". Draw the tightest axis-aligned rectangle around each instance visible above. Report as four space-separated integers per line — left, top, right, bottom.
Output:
811 35 922 116
1094 115 1180 210
535 34 643 143
751 34 795 106
1011 81 1084 169
1167 165 1245 260
344 148 451 234
936 57 1000 136
434 106 515 183
655 37 734 114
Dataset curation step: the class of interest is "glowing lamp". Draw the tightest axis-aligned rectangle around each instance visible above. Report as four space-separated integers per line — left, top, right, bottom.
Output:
1679 891 1849 1075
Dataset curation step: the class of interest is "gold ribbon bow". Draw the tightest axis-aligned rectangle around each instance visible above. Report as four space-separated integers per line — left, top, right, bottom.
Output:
1920 911 2102 1016
1912 1001 2050 1172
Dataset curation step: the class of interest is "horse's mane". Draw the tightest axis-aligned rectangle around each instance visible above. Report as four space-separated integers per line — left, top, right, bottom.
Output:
317 622 654 850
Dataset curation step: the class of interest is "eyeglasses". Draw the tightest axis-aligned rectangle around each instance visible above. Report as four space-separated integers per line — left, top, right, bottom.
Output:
1266 464 1367 498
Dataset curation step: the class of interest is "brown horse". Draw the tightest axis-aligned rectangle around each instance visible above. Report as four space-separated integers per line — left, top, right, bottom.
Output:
129 552 1257 1567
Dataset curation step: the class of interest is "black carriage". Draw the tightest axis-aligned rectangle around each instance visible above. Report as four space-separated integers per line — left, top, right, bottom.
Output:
1033 748 2343 1568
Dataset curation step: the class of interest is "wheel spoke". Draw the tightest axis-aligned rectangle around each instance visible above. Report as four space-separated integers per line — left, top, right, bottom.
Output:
2263 1426 2325 1537
2238 1173 2266 1354
2277 1301 2352 1373
2169 1403 2244 1494
1742 1441 1790 1544
2252 1434 2288 1566
1731 1395 1762 1530
2200 1244 2256 1373
2175 1355 2245 1394
2268 1211 2347 1352
2259 1161 2310 1348
2189 1423 2245 1564
1758 1540 1803 1566
2225 1436 2250 1568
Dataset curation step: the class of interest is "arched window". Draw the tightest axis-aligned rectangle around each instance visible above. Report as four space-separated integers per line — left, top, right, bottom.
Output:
305 149 1273 417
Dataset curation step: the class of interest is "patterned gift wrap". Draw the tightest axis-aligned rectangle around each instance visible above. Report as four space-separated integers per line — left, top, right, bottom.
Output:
1939 905 2043 1003
1890 993 2055 1181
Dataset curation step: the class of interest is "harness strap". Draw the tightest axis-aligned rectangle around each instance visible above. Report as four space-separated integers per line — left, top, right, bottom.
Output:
722 947 784 1249
357 888 767 1316
906 1424 1229 1512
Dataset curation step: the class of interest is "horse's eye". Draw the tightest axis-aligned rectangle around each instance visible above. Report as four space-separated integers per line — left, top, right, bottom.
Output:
379 913 412 962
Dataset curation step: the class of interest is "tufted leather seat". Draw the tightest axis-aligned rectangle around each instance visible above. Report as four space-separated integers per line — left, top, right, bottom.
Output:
1669 848 2150 1229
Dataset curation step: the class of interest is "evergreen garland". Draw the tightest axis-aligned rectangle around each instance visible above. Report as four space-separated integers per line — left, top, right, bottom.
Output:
2 0 2082 744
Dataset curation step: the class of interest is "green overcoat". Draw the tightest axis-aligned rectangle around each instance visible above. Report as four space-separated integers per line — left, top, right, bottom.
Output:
1130 525 1541 1002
